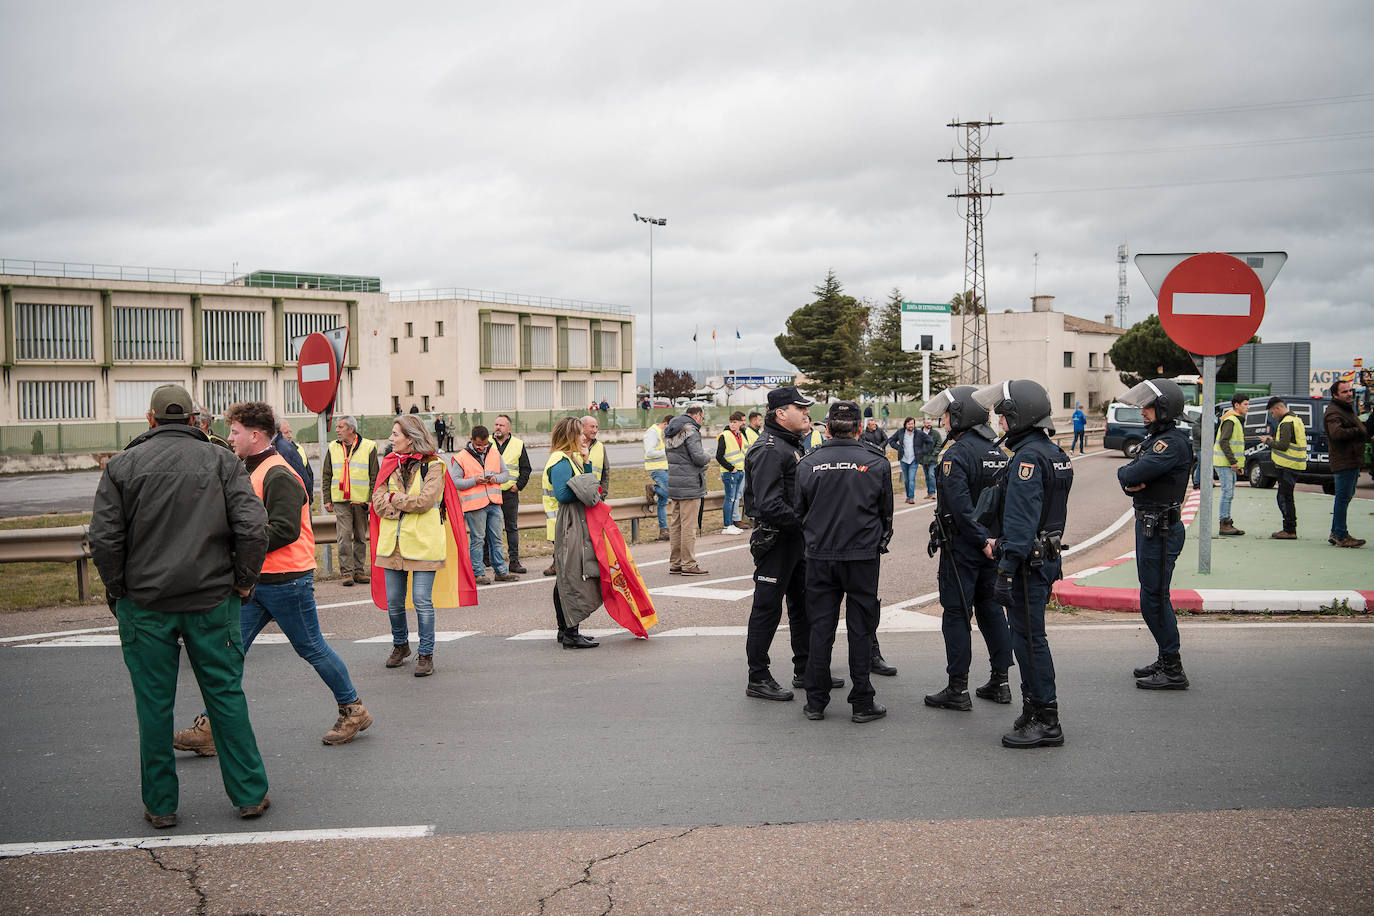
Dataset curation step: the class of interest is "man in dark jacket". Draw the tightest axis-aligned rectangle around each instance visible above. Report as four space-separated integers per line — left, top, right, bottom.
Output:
1326 377 1370 548
796 401 894 723
859 418 888 449
272 418 314 498
665 405 711 575
89 384 271 829
742 386 827 702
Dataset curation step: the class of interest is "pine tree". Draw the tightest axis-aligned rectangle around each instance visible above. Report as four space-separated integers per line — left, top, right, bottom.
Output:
863 289 923 400
775 270 868 400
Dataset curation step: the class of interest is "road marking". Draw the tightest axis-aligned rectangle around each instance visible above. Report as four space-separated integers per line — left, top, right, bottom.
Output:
17 633 316 648
354 631 479 643
507 628 627 641
1063 506 1135 557
0 824 437 859
0 625 117 643
649 574 755 601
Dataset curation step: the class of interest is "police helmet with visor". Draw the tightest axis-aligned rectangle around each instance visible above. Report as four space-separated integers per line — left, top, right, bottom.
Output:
972 379 1054 435
1118 378 1185 433
922 385 996 436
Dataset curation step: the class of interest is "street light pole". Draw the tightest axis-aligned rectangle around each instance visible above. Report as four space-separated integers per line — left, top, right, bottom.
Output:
634 213 666 405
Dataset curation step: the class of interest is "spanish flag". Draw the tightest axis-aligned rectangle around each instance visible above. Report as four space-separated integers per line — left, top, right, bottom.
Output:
585 500 657 637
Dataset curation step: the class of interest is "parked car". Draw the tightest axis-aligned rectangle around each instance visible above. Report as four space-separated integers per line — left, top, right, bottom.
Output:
1103 402 1195 458
1238 395 1335 494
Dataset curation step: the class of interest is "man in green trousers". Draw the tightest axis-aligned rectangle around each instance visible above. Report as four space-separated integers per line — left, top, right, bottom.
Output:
90 384 272 829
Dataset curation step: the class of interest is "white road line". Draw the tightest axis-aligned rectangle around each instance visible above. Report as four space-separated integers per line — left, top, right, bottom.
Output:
0 824 437 859
649 574 755 601
17 633 317 648
354 631 479 643
507 628 626 641
1063 506 1135 557
0 625 117 643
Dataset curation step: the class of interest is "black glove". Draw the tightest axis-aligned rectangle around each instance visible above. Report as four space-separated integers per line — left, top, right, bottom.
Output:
993 571 1015 607
879 528 893 555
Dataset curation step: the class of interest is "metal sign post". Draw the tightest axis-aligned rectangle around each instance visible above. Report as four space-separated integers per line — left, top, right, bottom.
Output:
1198 354 1217 574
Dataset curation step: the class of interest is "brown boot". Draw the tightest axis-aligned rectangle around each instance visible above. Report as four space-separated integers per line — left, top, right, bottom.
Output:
385 642 412 668
414 654 434 677
237 793 270 819
340 576 355 587
322 701 372 745
543 562 557 577
1219 518 1244 536
1271 530 1297 540
1335 536 1366 548
172 713 216 757
354 573 370 584
657 528 670 541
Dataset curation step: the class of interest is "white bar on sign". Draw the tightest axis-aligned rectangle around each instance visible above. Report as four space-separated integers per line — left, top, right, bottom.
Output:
300 362 331 383
1172 292 1252 317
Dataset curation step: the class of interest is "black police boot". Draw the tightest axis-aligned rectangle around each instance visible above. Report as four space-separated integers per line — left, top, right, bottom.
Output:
870 652 898 677
793 674 844 689
746 677 795 702
1136 652 1189 690
924 675 972 711
562 627 600 649
974 666 1011 704
1002 700 1065 749
1013 695 1033 730
1132 656 1163 678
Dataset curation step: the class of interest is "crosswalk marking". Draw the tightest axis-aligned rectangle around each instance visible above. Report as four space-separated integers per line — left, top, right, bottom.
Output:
353 631 479 643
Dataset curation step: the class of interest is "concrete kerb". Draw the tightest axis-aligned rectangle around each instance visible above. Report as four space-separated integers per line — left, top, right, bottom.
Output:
1055 486 1374 614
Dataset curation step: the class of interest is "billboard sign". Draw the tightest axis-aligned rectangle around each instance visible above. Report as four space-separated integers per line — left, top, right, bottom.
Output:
900 301 953 352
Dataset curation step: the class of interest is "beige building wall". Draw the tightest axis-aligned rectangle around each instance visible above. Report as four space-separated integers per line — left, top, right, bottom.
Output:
986 308 1129 423
386 296 636 416
0 274 391 424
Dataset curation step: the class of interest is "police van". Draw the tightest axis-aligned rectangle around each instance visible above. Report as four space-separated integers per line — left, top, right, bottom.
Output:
1238 395 1335 494
1103 402 1196 457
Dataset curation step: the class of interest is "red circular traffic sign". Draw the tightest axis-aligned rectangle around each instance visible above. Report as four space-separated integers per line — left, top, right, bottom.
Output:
295 332 340 413
1157 252 1265 355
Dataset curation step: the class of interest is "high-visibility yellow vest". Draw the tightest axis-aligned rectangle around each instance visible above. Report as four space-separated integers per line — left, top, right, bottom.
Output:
376 458 446 562
588 440 606 479
328 437 376 503
1212 410 1246 468
742 426 760 450
643 425 668 471
250 454 316 574
807 429 823 450
454 446 504 512
718 429 747 469
541 449 582 541
497 435 524 491
1270 413 1308 471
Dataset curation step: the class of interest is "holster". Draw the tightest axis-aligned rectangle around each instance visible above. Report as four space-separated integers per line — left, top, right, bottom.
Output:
1135 506 1180 540
750 524 780 560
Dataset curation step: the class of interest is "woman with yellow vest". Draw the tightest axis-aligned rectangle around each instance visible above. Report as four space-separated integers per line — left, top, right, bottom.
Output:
1212 394 1250 536
369 414 473 677
1261 396 1307 539
716 411 748 535
323 416 378 587
543 416 601 649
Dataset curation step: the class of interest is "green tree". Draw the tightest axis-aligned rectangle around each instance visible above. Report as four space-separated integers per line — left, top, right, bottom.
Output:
1108 315 1256 386
922 351 959 400
775 270 867 400
950 290 981 315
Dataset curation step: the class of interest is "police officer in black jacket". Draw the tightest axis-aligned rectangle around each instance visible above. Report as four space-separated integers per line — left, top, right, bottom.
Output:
973 380 1073 749
796 401 894 723
920 386 1015 712
743 387 837 702
1116 378 1193 690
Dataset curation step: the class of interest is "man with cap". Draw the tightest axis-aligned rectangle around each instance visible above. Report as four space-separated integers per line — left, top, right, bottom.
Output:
1116 378 1194 690
742 386 831 702
795 400 894 723
973 379 1073 748
920 386 1015 713
1260 396 1308 539
90 384 272 828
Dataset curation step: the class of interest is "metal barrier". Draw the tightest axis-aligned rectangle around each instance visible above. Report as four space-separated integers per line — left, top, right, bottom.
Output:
0 493 725 602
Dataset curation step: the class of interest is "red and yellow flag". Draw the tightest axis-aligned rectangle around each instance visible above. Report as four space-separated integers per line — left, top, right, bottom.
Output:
585 501 657 637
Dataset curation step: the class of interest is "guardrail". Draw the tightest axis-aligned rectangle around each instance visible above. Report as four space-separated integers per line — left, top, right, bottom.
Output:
0 492 724 602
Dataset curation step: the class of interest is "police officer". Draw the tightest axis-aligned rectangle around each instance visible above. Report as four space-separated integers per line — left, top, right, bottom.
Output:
796 401 894 723
1115 378 1193 690
920 386 1015 711
743 387 835 701
972 380 1073 749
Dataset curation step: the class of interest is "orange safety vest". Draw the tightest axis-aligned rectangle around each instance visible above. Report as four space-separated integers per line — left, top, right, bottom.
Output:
454 445 504 512
250 453 316 575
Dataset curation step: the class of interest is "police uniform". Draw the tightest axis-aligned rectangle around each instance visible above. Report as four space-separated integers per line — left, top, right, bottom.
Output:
795 404 894 721
925 427 1015 709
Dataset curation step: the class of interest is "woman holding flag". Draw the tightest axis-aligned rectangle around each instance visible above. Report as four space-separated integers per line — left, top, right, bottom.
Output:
369 414 478 677
543 416 657 648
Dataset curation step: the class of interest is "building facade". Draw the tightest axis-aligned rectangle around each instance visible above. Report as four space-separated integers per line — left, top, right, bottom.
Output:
386 293 636 416
986 296 1130 420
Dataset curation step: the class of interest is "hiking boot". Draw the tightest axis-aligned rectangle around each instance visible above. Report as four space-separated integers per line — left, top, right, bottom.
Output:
340 576 355 587
237 793 270 819
1218 517 1244 536
1335 536 1366 548
974 667 1012 704
495 572 520 582
543 563 557 577
474 575 492 585
386 642 411 668
1002 701 1065 748
1270 530 1297 540
746 678 794 701
1132 656 1163 679
414 654 434 677
1136 652 1189 690
657 528 670 541
354 573 370 584
924 676 972 711
322 701 372 745
509 562 528 574
144 810 177 829
172 713 216 757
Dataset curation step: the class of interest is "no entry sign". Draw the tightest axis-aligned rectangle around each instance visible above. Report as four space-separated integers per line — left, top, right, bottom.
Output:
1156 252 1266 356
296 332 340 413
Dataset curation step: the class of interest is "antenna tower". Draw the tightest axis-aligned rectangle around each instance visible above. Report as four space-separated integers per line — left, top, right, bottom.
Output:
1116 243 1130 327
939 118 1011 386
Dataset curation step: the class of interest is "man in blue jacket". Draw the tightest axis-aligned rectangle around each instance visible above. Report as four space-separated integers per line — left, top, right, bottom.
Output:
1071 402 1087 454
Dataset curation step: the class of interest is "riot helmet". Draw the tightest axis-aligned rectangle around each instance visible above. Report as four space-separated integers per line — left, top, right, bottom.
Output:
972 379 1054 435
923 385 995 436
1118 378 1184 433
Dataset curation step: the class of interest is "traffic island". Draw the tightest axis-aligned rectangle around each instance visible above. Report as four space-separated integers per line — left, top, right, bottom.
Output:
1055 487 1374 614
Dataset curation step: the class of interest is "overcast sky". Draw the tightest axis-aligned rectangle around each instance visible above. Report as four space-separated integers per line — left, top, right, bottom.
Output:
2 1 1371 379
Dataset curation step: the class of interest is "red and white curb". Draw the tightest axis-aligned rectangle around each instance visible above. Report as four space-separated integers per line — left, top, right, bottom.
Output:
1053 491 1374 613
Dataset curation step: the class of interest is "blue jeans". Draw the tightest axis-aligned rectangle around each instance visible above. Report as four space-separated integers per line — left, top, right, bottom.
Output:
384 567 436 655
466 503 507 577
921 461 937 495
722 470 744 526
650 469 669 529
1071 429 1086 453
240 573 358 705
1217 464 1237 519
900 461 918 499
1332 468 1359 539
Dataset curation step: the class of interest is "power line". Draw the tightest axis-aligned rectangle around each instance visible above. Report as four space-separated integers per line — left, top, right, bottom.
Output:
1011 91 1374 125
1006 166 1374 196
1015 129 1374 160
